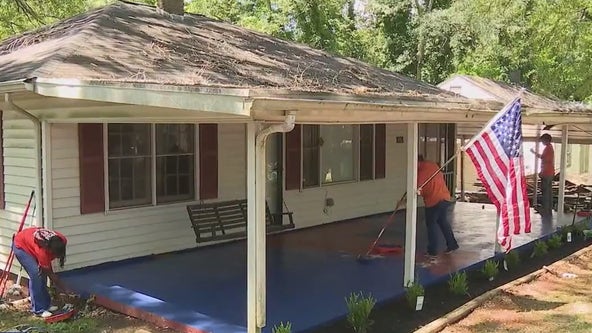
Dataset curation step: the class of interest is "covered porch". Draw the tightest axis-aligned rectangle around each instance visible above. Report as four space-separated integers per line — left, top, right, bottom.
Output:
59 202 583 333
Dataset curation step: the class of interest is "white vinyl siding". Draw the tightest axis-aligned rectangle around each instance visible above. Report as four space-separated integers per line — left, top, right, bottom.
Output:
0 112 39 273
51 122 411 270
283 124 409 229
51 123 246 270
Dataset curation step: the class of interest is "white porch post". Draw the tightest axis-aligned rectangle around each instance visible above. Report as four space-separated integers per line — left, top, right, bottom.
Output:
533 126 541 208
246 121 265 333
404 122 418 285
558 126 569 222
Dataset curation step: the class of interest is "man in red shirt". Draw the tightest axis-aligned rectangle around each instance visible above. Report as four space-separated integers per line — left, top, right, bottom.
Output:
416 155 459 257
12 227 68 317
531 134 555 216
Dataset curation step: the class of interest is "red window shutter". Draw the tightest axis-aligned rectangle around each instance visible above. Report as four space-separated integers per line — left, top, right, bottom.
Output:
0 111 4 210
375 124 386 179
285 125 301 190
78 124 105 214
199 124 218 200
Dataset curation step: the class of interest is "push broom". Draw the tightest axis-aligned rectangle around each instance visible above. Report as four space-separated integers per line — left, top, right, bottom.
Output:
356 192 407 262
356 153 460 263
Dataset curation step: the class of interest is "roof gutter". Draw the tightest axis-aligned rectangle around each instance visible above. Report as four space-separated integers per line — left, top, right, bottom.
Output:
250 97 592 125
0 80 27 94
24 78 253 117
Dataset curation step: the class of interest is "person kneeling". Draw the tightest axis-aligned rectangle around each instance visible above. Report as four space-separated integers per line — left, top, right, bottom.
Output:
12 227 68 318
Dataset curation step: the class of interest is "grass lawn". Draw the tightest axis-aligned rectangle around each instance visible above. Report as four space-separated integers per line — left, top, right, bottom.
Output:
0 301 176 333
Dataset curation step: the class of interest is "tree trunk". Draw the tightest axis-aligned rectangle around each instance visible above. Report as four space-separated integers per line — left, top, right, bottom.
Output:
415 0 434 80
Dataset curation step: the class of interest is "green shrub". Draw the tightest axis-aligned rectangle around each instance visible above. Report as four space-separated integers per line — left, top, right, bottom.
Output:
531 240 548 258
481 259 499 280
504 250 520 270
547 234 563 249
345 292 376 333
448 271 469 296
272 322 292 333
404 280 425 310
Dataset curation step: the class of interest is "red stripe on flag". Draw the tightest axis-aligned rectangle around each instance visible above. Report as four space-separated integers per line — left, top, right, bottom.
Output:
482 132 509 175
473 139 507 200
508 159 521 234
465 147 502 208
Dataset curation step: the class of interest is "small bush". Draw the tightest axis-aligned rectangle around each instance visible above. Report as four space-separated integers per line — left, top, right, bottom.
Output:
531 240 548 258
404 280 425 310
504 250 520 270
547 234 563 249
559 226 571 242
481 259 499 280
345 292 376 333
574 224 587 238
272 322 292 333
448 271 469 296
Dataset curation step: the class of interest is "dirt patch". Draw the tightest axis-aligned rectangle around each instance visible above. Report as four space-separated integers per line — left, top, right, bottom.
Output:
311 230 592 333
441 245 592 333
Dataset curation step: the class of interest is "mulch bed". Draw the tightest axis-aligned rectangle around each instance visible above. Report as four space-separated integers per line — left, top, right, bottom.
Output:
311 225 592 333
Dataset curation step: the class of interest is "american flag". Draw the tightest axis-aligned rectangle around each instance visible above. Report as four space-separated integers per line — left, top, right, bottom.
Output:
463 98 531 252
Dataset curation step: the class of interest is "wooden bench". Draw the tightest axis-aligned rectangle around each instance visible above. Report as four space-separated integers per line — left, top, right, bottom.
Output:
187 199 295 243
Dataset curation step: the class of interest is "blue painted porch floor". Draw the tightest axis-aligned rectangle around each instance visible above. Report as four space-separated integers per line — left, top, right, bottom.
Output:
59 203 580 333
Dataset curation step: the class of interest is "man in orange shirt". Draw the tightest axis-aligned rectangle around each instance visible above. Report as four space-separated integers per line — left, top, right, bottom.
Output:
531 134 555 216
416 155 459 257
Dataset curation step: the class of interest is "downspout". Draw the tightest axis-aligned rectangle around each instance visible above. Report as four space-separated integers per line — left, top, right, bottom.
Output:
255 113 296 145
249 112 295 331
4 94 45 229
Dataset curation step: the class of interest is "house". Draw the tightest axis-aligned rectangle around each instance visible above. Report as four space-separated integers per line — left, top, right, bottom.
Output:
438 75 592 208
1 2 591 332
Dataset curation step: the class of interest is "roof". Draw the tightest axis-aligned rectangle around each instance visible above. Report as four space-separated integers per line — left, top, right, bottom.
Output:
0 1 450 98
439 74 592 114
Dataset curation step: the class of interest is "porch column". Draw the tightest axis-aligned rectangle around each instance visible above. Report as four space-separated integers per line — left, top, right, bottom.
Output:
404 122 418 285
558 126 569 222
247 121 266 333
533 126 541 208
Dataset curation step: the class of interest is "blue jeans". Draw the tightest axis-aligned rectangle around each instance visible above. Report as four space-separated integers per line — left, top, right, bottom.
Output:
424 200 458 255
541 176 553 216
12 243 51 314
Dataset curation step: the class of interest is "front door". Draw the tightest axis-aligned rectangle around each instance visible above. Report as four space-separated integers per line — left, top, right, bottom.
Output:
265 133 283 223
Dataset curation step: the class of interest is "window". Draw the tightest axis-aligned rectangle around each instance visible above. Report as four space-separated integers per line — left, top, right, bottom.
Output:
321 125 355 184
156 124 195 203
108 124 152 209
107 123 196 209
291 124 384 190
580 145 590 173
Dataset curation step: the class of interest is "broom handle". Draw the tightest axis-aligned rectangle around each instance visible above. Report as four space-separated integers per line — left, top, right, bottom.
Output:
0 191 35 297
417 151 460 193
365 194 407 256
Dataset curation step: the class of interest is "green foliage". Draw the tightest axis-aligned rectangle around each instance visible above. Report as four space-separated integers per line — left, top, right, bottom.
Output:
272 321 292 333
404 280 425 309
345 291 376 333
504 250 521 270
0 308 98 333
448 271 469 296
532 240 549 258
481 259 499 280
547 234 563 249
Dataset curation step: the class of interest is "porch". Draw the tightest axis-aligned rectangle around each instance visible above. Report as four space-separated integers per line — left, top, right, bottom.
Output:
59 202 582 333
